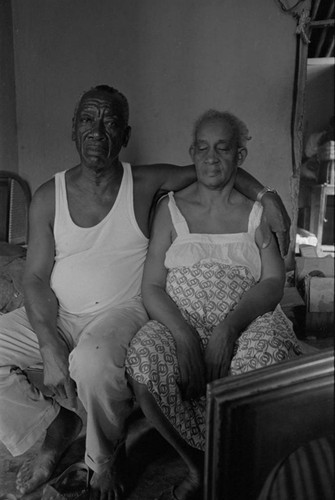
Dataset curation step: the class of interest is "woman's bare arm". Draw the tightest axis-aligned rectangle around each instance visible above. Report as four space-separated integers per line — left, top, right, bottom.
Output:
205 216 285 381
141 197 206 399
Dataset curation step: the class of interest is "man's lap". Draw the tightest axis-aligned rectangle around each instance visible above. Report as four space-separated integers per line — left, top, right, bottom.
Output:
0 298 148 368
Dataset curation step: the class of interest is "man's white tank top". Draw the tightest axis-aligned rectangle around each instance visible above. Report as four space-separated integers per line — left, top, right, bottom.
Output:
50 163 148 315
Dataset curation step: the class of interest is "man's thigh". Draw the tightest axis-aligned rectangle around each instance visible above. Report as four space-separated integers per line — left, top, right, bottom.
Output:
70 298 148 364
0 307 42 368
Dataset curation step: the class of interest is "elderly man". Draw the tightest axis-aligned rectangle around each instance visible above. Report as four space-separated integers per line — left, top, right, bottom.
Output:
0 85 290 499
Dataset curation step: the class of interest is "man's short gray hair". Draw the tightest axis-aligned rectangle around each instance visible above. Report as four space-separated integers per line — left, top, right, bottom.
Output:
192 109 251 148
73 85 129 125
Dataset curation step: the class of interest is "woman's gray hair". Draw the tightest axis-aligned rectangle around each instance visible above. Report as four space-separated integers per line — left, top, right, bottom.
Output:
192 109 251 148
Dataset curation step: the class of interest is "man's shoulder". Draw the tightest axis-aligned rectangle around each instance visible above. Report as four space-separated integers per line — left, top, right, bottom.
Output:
34 177 55 199
33 168 70 198
30 177 56 217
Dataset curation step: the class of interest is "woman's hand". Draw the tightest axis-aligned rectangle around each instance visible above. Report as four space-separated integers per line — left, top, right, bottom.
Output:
204 323 238 383
40 338 77 409
175 328 206 401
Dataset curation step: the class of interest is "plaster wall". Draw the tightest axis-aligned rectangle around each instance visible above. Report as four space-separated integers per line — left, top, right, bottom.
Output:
11 0 297 214
0 0 18 172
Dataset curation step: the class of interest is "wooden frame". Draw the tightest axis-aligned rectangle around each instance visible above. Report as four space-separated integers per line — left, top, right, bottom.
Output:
204 348 334 500
310 183 335 253
0 170 31 245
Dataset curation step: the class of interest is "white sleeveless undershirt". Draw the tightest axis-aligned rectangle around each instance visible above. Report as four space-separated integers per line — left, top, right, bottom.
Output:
50 163 148 315
164 192 263 282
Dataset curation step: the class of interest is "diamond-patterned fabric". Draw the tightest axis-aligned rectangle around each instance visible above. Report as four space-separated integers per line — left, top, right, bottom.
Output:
126 261 303 450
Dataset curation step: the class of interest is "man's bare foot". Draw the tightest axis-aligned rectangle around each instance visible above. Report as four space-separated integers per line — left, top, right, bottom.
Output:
89 443 126 500
171 452 203 500
90 468 124 500
172 471 203 500
16 406 82 495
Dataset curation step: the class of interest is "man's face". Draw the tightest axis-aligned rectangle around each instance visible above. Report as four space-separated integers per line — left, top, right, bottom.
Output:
72 90 130 170
190 118 241 190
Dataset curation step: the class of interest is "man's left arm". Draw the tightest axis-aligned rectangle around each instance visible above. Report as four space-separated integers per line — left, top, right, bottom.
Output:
235 167 291 257
151 163 291 257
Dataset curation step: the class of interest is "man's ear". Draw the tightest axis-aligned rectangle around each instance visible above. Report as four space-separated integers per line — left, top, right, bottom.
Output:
71 117 76 141
123 126 131 148
237 147 248 166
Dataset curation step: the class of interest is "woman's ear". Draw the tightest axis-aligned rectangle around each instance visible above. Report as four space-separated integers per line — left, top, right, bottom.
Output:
189 144 195 160
237 147 248 166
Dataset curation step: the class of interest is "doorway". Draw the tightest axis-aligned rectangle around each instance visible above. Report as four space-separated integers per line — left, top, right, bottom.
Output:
298 0 334 256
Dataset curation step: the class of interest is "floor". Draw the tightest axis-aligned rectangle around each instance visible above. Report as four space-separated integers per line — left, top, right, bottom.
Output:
0 407 186 500
0 335 333 500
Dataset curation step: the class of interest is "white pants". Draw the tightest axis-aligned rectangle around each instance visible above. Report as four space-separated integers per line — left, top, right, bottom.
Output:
0 299 148 473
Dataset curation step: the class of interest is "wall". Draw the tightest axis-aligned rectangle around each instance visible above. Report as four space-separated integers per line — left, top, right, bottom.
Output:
0 0 18 172
304 60 334 139
11 0 298 215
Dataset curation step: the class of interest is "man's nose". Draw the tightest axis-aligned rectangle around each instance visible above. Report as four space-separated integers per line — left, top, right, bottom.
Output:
89 119 105 138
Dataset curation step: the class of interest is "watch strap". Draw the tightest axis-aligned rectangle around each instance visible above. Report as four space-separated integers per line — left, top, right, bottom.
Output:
256 186 278 203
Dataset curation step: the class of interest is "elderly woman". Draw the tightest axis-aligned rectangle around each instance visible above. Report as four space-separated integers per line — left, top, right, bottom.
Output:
125 110 304 500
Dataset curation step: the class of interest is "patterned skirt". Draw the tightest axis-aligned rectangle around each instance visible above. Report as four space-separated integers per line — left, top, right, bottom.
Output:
125 261 303 450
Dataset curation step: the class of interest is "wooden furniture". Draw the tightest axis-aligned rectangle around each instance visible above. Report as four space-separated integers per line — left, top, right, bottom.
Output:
204 348 334 500
0 170 31 245
309 183 334 254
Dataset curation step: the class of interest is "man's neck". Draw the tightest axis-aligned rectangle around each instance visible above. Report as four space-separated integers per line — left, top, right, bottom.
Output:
80 159 123 189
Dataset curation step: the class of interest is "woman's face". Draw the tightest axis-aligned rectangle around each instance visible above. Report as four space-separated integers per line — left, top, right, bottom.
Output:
191 118 240 190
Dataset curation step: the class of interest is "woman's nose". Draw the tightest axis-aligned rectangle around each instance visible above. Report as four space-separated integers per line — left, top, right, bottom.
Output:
206 150 218 163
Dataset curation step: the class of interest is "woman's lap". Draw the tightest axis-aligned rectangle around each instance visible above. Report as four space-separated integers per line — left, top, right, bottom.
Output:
126 320 207 450
126 305 304 450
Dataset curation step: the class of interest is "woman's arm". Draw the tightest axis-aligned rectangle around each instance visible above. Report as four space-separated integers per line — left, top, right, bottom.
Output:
205 217 285 381
142 197 206 399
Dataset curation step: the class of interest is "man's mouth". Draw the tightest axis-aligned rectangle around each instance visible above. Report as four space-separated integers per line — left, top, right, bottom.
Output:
85 141 109 155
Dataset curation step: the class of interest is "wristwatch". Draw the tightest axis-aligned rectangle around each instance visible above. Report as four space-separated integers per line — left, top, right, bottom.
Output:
256 186 278 203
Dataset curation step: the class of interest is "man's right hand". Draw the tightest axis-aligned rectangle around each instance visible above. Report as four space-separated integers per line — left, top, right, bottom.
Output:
40 339 77 409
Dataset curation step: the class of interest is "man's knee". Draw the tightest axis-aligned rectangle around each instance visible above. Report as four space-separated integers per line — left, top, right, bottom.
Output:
69 335 126 385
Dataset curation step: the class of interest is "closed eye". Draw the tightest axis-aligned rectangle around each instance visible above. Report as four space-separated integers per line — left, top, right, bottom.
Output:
196 144 208 152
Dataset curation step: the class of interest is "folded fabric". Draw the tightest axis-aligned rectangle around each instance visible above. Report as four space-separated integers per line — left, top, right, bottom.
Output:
0 255 26 313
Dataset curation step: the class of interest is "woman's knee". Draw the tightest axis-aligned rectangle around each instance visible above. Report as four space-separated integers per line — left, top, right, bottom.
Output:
129 376 151 405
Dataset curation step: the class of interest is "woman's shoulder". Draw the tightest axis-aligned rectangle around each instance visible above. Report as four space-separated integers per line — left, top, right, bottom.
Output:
230 189 255 216
173 182 197 203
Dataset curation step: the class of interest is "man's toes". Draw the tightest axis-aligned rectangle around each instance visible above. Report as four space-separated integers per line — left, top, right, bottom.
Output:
16 462 31 488
16 462 50 495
